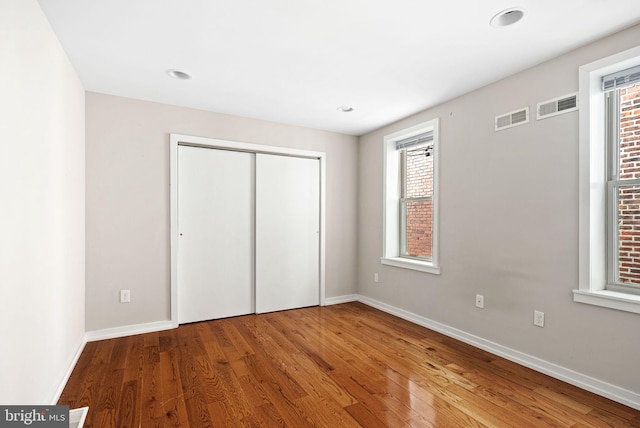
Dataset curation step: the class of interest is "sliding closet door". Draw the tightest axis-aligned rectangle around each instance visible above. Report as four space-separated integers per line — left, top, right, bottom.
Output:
255 154 320 313
178 146 254 323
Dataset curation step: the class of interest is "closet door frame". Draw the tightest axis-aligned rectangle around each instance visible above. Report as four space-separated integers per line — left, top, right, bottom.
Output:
169 133 326 327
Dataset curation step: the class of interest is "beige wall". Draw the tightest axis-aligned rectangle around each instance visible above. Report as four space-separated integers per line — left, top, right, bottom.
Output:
86 93 358 331
358 24 640 395
0 0 85 403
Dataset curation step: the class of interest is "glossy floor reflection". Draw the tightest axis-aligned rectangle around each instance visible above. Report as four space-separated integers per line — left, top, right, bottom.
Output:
59 302 640 427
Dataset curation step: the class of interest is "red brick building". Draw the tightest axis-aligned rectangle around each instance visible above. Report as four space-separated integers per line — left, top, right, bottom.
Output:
404 143 433 259
617 83 640 284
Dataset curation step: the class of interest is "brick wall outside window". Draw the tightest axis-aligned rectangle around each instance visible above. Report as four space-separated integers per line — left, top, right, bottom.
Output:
405 143 433 258
617 83 640 284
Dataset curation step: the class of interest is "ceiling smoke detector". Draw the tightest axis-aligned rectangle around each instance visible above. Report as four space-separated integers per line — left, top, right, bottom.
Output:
166 69 192 80
490 8 525 27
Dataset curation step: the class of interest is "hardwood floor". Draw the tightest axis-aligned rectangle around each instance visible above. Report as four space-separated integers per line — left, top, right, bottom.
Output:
59 302 640 427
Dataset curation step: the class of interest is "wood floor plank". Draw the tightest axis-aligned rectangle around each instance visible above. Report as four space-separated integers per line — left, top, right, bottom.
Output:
109 335 130 371
159 348 190 426
203 351 266 425
95 369 124 413
139 346 163 423
236 373 270 408
68 338 116 421
206 400 237 427
122 335 145 383
183 391 214 428
290 352 357 408
58 303 640 427
117 379 140 428
329 367 426 427
583 408 640 427
344 402 388 428
57 341 98 407
294 394 362 428
444 360 581 427
192 354 227 403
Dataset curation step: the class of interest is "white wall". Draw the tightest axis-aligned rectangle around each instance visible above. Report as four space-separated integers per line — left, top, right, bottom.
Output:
358 24 640 399
0 0 85 404
85 93 358 331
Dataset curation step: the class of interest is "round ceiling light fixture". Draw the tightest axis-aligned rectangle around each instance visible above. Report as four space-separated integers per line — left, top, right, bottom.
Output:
490 8 525 27
166 69 192 80
337 106 354 113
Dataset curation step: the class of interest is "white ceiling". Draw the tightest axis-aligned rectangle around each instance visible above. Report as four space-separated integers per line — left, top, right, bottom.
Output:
37 0 640 136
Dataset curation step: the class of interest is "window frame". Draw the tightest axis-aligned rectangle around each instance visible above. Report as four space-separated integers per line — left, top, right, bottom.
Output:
382 119 440 274
575 46 640 314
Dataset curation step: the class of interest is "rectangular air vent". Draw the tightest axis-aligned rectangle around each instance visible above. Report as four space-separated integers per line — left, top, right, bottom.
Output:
536 93 578 120
495 107 529 131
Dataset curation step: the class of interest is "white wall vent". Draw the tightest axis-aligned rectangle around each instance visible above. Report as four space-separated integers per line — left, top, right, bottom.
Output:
495 107 529 131
536 93 578 120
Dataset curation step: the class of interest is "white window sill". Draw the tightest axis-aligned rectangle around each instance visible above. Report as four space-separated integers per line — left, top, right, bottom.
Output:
381 257 441 274
572 289 640 314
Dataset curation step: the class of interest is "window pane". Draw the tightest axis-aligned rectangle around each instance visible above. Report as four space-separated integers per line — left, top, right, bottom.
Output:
618 183 640 286
618 83 640 180
405 143 433 198
403 200 432 259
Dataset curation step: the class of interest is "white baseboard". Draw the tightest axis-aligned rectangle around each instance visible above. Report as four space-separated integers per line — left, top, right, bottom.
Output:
324 294 359 305
352 294 640 411
51 335 86 405
85 320 176 342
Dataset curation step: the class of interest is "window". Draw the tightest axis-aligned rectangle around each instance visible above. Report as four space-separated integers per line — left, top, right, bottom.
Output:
605 72 640 293
382 119 440 274
576 47 640 313
399 133 434 259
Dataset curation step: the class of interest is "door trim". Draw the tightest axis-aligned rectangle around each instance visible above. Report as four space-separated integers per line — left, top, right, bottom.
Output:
169 133 327 326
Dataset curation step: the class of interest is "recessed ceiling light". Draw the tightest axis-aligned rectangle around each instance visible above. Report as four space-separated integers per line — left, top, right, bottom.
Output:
166 69 192 80
490 8 525 27
337 106 354 113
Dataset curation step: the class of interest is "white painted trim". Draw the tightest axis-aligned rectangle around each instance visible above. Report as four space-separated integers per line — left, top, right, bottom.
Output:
50 336 87 404
319 154 327 307
573 289 640 314
381 257 441 274
353 294 640 411
84 320 175 342
171 133 325 159
170 135 179 323
323 294 359 305
170 134 327 323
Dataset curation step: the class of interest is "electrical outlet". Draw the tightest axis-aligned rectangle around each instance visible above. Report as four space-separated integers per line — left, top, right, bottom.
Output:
475 294 484 309
534 310 545 327
120 289 131 303
374 273 379 283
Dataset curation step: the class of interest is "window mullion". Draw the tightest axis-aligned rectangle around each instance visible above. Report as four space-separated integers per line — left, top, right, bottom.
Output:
605 90 619 181
605 89 620 287
607 181 618 285
400 149 407 198
400 199 407 256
